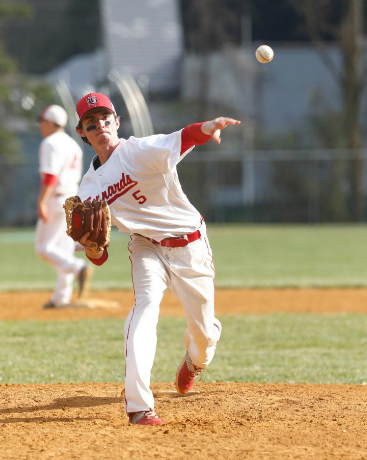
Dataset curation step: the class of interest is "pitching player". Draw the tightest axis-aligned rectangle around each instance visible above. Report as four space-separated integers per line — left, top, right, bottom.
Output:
74 93 241 425
35 105 92 308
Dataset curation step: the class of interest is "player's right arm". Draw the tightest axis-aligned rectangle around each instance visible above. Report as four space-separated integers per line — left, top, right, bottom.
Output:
127 117 241 174
182 118 241 151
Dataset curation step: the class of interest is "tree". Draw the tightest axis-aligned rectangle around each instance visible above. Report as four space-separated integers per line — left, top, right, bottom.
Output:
263 95 350 223
0 0 101 74
286 0 366 221
0 1 32 159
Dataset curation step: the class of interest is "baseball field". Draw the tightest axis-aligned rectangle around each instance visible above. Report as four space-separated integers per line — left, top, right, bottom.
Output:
1 225 367 459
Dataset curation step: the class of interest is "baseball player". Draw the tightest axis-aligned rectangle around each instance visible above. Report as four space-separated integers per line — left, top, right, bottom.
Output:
74 93 241 425
35 105 92 308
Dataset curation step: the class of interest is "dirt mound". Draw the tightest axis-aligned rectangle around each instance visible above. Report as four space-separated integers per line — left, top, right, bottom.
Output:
1 288 367 458
1 381 366 459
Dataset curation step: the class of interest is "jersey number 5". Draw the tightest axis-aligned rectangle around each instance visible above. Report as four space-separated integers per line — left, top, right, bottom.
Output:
132 190 147 204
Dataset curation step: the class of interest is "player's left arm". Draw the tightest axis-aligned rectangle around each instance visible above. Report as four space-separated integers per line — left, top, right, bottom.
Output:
66 175 111 265
79 232 109 265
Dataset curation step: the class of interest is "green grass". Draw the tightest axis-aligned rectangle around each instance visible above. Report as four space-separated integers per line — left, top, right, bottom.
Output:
0 314 366 384
212 224 367 287
3 224 367 290
0 228 131 291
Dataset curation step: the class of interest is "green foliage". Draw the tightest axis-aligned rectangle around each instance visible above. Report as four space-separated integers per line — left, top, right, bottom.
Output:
0 2 32 19
0 42 16 74
14 78 56 122
0 0 101 74
0 1 91 149
0 314 366 384
0 125 18 157
0 0 35 159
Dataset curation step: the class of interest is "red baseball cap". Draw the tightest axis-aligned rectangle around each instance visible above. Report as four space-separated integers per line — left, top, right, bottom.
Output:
76 92 116 121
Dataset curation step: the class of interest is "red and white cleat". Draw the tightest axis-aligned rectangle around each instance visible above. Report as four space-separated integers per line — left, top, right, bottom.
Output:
176 353 206 395
128 409 164 425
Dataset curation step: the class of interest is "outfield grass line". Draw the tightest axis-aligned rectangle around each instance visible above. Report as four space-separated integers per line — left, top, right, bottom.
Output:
3 281 367 292
0 281 134 291
215 279 367 289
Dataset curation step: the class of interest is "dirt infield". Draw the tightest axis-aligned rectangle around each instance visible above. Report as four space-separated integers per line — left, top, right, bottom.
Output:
1 288 367 459
1 287 367 320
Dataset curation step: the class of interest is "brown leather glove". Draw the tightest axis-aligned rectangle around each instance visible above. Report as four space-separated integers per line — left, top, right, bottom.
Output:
63 196 111 255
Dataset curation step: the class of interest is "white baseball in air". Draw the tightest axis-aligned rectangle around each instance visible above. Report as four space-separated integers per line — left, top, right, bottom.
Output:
255 45 274 64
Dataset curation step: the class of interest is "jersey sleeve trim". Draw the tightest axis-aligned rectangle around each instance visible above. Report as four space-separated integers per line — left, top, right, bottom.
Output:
86 247 109 265
42 173 58 187
180 123 212 155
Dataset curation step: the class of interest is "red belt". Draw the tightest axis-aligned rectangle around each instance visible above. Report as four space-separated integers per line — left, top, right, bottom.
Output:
152 230 201 248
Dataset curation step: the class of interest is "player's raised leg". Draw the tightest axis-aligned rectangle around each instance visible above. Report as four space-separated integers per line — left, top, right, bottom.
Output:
170 229 222 394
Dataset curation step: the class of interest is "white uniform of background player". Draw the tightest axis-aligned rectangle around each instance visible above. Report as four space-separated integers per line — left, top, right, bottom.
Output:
74 93 241 425
35 105 90 308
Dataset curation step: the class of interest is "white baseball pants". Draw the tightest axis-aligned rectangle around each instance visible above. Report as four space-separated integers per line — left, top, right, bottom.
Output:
124 223 222 413
35 195 85 304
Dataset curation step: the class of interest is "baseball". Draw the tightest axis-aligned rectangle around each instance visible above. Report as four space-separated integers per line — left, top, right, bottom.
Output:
255 45 274 64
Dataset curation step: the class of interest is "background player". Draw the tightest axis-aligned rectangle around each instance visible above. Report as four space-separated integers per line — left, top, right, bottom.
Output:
35 105 92 309
73 93 241 425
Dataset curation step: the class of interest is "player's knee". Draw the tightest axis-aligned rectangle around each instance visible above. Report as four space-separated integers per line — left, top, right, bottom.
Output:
35 242 48 258
192 329 214 349
35 243 53 263
192 321 222 349
213 319 222 343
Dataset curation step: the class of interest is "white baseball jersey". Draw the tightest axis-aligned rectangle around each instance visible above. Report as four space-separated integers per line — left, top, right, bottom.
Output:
39 131 83 196
78 131 202 241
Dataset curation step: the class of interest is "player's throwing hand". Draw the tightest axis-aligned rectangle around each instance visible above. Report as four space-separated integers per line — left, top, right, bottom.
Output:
201 117 241 144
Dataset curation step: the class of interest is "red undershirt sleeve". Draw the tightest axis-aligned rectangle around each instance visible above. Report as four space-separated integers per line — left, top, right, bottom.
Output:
42 173 58 186
86 247 109 266
180 123 212 155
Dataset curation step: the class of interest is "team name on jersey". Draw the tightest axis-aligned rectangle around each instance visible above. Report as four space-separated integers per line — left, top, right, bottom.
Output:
89 172 147 205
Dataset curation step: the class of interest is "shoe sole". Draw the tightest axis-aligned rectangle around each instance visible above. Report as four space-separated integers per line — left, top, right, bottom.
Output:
128 420 164 426
43 303 56 309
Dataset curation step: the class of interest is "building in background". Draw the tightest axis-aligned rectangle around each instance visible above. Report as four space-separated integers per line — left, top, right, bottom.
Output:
101 0 183 95
48 0 184 99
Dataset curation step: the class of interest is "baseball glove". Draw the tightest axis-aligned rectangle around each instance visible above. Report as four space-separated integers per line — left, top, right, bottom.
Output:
63 196 111 255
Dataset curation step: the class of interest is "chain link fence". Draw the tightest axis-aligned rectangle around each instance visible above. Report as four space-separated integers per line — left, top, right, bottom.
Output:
1 145 366 226
178 149 367 223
